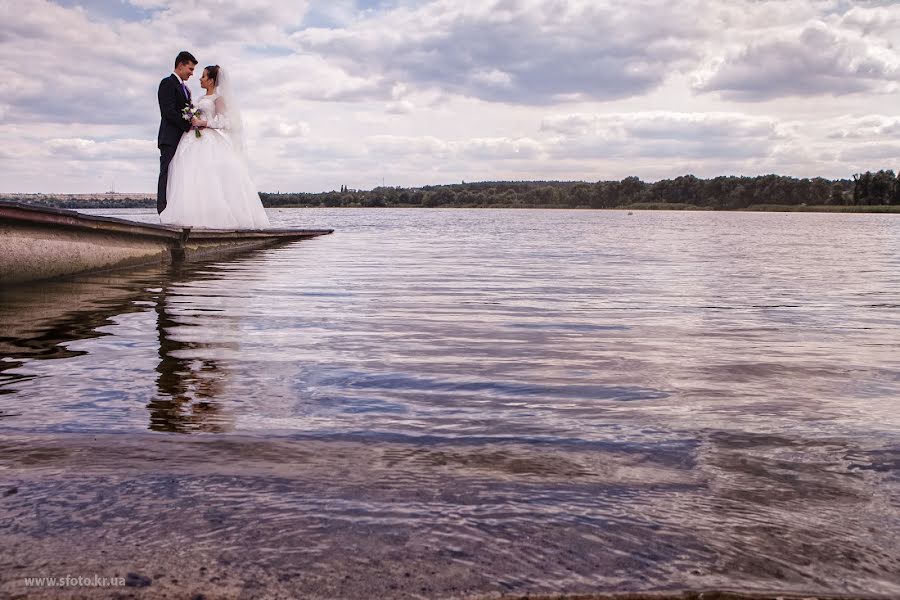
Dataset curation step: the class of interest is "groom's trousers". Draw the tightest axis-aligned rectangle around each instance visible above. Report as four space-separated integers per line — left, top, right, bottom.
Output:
157 144 177 214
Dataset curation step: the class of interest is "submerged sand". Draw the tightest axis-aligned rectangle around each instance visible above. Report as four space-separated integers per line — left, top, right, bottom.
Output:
1 432 896 599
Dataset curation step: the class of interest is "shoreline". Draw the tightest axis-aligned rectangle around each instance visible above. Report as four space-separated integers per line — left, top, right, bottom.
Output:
0 588 890 600
2 196 899 213
1 432 896 600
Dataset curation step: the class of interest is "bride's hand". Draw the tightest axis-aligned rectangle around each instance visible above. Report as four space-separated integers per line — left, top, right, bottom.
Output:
190 117 207 128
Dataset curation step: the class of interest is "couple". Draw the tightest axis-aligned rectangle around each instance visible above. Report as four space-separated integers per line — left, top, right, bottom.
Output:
156 51 270 229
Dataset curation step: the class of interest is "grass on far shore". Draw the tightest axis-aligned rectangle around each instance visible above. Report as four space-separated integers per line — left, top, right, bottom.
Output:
624 203 900 213
743 204 900 213
265 202 900 212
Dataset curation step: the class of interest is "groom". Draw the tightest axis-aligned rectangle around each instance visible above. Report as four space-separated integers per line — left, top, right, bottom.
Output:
157 51 202 214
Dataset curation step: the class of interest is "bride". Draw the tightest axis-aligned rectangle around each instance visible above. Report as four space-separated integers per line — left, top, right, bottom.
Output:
160 65 271 229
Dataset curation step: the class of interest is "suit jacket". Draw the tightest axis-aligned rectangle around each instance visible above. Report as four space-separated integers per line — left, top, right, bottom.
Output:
157 74 193 148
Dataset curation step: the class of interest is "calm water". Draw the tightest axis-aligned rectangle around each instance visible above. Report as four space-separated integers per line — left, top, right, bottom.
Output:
1 208 899 598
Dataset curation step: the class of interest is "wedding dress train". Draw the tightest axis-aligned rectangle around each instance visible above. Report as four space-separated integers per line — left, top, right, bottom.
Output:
160 93 270 229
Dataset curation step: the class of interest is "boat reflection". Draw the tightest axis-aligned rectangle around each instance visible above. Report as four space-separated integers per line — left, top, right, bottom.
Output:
0 257 251 433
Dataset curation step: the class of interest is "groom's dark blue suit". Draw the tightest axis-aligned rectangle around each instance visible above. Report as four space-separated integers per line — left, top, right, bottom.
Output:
157 74 193 214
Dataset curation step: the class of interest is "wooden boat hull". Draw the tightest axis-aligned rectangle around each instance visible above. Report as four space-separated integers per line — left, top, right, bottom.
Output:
0 202 333 285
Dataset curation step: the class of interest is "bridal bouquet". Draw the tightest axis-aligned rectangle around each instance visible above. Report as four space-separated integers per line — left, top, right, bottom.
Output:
182 105 202 138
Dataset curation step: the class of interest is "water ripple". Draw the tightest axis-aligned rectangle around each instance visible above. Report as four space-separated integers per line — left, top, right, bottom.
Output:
1 208 899 597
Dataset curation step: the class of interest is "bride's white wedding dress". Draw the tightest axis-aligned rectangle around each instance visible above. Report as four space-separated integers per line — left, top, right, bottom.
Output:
160 93 270 229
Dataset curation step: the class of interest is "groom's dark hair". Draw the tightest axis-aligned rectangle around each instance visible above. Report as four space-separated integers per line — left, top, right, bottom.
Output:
174 51 198 68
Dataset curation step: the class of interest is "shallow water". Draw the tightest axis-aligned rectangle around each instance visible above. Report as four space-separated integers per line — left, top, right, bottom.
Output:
1 208 899 598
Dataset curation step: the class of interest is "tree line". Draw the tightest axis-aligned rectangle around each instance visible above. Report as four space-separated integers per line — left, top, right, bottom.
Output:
4 171 899 210
261 171 899 210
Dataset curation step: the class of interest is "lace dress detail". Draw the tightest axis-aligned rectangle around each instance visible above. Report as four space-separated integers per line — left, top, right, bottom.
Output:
196 94 231 131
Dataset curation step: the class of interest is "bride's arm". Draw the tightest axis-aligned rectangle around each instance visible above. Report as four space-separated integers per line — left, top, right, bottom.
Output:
202 97 231 129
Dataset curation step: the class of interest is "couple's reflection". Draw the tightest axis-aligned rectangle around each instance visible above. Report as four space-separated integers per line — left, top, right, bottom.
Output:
150 266 235 434
0 256 262 433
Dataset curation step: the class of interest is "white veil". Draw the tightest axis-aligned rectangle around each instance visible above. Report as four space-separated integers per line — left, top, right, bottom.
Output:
215 67 247 157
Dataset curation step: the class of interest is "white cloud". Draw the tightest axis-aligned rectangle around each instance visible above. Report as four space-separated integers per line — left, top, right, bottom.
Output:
290 0 707 104
826 115 900 140
46 138 155 160
0 0 897 193
248 55 389 103
128 0 309 45
283 134 543 162
543 111 784 160
694 19 900 100
472 69 514 89
840 5 900 36
385 100 415 115
840 143 900 162
261 120 311 138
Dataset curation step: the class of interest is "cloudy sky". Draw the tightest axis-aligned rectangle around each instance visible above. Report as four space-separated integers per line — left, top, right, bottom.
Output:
1 0 899 193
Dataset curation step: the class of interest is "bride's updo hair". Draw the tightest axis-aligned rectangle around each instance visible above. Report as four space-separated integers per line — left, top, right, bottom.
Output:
204 65 220 85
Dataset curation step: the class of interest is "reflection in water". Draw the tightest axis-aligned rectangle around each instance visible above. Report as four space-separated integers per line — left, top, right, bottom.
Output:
0 257 245 433
0 275 145 397
1 208 899 598
150 284 232 433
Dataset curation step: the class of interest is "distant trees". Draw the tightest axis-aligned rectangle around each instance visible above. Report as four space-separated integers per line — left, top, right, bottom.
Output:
0 195 152 209
853 170 898 205
8 170 898 211
259 173 876 210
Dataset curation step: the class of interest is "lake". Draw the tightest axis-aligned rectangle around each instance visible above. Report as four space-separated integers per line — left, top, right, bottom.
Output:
1 208 898 598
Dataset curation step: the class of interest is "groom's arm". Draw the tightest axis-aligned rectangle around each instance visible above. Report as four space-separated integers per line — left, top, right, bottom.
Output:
158 78 191 133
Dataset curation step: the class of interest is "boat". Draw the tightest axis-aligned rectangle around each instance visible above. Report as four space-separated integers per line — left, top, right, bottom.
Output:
0 201 333 285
